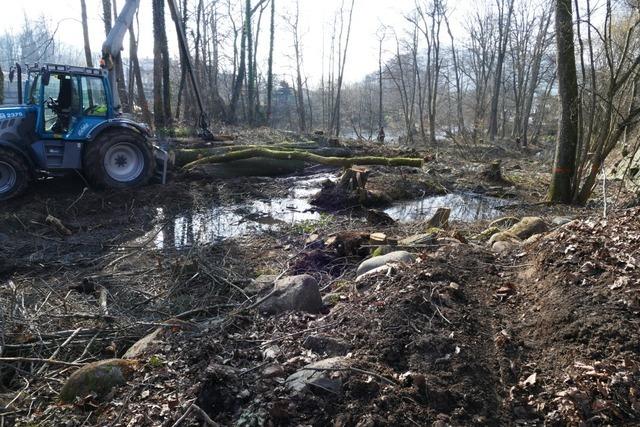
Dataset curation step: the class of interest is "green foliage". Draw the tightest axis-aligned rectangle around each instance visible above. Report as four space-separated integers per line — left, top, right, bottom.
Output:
148 354 164 368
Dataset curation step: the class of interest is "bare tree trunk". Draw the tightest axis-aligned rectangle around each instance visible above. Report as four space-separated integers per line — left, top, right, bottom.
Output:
329 0 356 136
549 0 579 204
129 21 152 126
175 0 188 121
246 0 256 124
229 10 247 124
522 7 552 147
377 27 385 130
292 0 306 132
488 0 515 142
111 0 130 113
266 0 275 123
153 0 166 129
80 0 93 67
445 14 463 136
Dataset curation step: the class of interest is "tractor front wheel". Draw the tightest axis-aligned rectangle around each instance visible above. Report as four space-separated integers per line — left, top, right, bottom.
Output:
0 148 29 201
83 129 154 190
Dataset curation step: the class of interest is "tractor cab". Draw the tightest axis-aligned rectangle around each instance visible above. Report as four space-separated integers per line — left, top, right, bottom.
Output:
26 64 114 141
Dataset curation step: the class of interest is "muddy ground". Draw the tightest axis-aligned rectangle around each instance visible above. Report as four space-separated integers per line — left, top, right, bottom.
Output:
0 131 638 426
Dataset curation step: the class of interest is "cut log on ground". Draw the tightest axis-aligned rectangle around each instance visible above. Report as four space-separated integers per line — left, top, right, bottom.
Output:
194 158 306 178
182 148 423 170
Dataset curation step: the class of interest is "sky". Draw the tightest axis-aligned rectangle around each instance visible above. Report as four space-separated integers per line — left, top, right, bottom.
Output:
0 0 472 84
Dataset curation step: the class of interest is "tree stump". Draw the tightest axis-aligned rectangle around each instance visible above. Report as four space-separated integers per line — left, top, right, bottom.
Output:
482 160 504 182
427 207 451 229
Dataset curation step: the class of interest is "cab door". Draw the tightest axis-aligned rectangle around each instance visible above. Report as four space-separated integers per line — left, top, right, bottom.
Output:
66 75 112 140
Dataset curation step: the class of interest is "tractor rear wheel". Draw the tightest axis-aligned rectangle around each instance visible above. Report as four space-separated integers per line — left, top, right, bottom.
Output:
0 148 29 201
83 129 154 190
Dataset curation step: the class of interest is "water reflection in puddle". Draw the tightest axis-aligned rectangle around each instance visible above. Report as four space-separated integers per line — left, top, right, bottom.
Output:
384 193 509 223
154 174 332 249
152 172 510 248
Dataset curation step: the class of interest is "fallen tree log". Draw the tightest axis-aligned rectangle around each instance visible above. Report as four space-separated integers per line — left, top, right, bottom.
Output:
173 144 351 167
194 158 306 178
183 148 423 169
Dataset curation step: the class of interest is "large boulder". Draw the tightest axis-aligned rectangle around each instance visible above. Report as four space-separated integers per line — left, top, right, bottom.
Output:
285 357 351 394
60 359 136 403
356 251 415 277
506 217 548 240
258 274 323 314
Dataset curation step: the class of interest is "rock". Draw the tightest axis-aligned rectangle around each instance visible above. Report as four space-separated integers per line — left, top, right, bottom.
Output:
492 240 521 253
123 328 164 359
489 216 520 229
399 233 436 246
552 216 572 226
427 208 451 229
285 357 351 394
506 217 548 240
246 274 279 295
262 364 285 379
258 274 323 314
59 359 136 403
356 251 415 277
123 319 198 359
488 231 521 246
303 335 352 356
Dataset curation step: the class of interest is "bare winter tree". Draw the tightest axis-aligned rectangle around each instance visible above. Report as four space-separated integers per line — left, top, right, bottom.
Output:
80 0 93 67
487 0 515 142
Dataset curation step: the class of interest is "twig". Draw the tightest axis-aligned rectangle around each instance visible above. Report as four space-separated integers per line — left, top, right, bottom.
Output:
0 357 82 367
299 366 398 386
36 327 82 375
192 404 220 426
170 399 196 427
66 187 88 212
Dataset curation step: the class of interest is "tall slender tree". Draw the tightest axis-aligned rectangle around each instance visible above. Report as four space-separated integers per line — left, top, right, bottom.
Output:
549 0 579 203
80 0 93 67
266 0 275 122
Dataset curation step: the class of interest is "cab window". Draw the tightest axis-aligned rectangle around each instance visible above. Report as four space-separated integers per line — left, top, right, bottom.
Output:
81 76 108 117
28 75 40 105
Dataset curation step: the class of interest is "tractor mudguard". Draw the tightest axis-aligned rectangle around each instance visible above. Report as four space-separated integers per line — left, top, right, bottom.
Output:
86 118 152 141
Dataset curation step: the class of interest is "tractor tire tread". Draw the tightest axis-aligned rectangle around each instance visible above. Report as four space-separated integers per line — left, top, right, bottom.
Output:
0 147 30 201
83 128 154 190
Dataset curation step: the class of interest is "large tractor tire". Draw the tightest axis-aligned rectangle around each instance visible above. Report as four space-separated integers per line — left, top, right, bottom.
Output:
83 129 154 190
0 147 29 201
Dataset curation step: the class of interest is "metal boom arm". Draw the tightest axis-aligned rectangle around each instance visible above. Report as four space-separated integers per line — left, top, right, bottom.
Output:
101 0 140 112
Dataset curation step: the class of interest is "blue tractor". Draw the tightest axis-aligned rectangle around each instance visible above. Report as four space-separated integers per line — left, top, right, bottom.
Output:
0 0 211 201
0 63 158 201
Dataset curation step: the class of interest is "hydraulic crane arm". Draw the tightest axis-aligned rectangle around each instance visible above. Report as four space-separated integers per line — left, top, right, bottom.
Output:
101 0 213 139
101 0 140 113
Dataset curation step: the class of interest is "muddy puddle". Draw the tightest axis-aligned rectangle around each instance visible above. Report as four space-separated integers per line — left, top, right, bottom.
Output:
384 192 509 223
152 174 509 248
153 174 333 249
